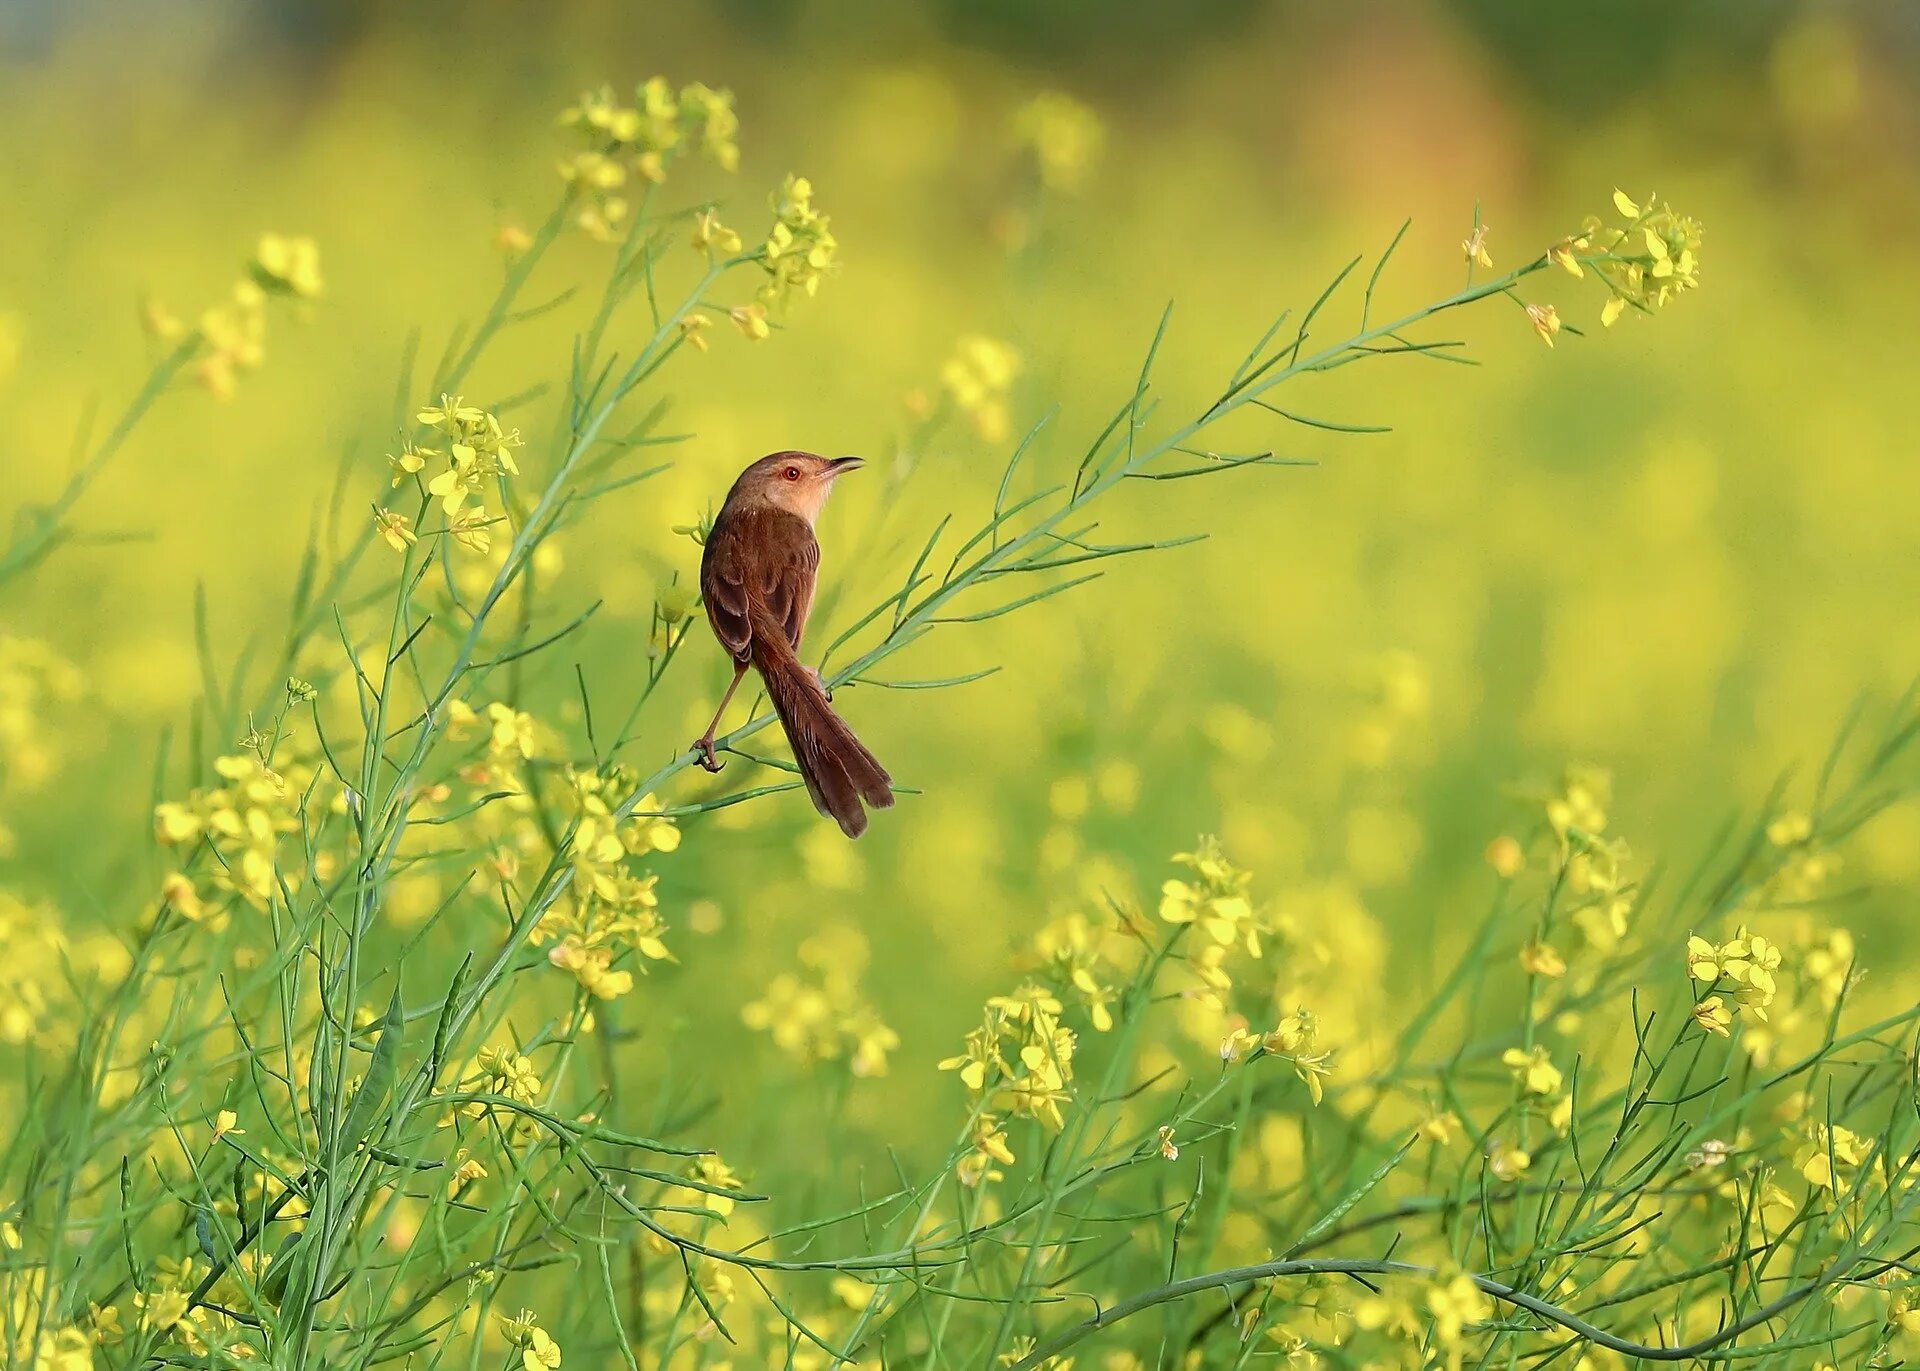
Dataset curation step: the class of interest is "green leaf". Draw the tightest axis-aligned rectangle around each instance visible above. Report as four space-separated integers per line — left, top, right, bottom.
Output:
342 985 405 1152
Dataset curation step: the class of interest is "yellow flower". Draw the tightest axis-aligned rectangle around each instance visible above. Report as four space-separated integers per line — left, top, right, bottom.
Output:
450 509 493 554
373 508 416 552
1526 302 1561 347
677 312 711 353
939 1024 1003 1094
486 702 537 758
691 208 742 256
1487 1141 1531 1181
730 304 770 341
427 462 481 516
1583 191 1702 325
496 222 533 257
1502 1044 1562 1097
446 1152 489 1197
1795 1123 1865 1190
752 174 838 310
1719 927 1783 1018
476 1047 542 1104
1519 940 1565 978
1685 934 1726 982
1802 928 1855 1008
416 393 487 434
388 443 430 486
958 1112 1016 1186
253 232 324 299
1691 995 1732 1037
91 1303 127 1348
1462 223 1492 270
211 1109 243 1143
1416 1110 1463 1147
522 1328 562 1370
135 1287 189 1332
154 804 203 845
30 1328 93 1371
686 1154 744 1219
1484 835 1524 877
547 939 634 1000
1426 1267 1492 1346
681 81 741 171
1547 236 1587 277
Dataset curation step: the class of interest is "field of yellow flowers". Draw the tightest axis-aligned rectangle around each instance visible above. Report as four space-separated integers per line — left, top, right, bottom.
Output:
5 5 1920 1368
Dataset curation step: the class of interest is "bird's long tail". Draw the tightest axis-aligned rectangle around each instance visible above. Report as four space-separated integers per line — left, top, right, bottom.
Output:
751 618 893 838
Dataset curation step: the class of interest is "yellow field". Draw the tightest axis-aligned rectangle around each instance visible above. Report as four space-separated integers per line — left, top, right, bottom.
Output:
3 5 1919 1367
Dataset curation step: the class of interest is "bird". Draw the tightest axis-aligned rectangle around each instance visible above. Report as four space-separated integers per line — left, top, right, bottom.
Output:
693 451 894 837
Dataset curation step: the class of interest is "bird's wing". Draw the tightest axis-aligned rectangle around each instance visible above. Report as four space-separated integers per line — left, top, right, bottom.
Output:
762 515 821 649
701 520 757 662
701 506 820 660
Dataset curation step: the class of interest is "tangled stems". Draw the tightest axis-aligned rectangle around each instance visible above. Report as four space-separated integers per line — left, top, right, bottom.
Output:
263 219 1566 1337
600 246 1561 829
234 229 1624 1352
8 153 1760 1366
1005 1246 1910 1370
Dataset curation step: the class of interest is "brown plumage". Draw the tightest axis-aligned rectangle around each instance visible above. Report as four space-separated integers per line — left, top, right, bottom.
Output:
694 451 894 838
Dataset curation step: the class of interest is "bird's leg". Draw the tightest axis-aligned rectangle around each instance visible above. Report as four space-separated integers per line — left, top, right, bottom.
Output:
693 662 747 773
806 665 833 702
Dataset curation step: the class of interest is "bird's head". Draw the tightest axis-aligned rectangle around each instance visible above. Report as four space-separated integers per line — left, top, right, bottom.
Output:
726 450 864 525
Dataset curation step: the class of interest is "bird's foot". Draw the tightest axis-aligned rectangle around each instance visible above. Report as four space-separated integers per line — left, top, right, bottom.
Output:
693 735 724 773
807 666 833 702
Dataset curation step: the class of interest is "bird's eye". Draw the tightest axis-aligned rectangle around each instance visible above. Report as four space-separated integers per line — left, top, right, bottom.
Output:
783 466 801 481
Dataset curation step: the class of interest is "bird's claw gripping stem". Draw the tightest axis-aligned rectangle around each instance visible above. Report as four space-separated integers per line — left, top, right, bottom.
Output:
693 735 724 773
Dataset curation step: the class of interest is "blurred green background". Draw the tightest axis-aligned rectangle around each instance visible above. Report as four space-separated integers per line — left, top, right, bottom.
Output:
4 0 1919 1164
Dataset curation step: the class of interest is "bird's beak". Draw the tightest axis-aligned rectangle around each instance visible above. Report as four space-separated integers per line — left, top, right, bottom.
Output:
825 456 865 478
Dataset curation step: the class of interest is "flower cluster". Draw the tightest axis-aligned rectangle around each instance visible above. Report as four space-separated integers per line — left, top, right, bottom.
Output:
1025 910 1122 1031
1159 837 1269 1008
940 983 1078 1185
384 394 525 555
1426 1267 1494 1368
1542 766 1637 954
1546 190 1702 328
1223 1007 1336 1104
458 1046 543 1124
145 233 321 398
558 78 740 240
1685 925 1783 1036
1491 1039 1574 1162
755 174 838 312
741 926 898 1079
527 765 679 1002
126 1254 258 1358
154 752 319 909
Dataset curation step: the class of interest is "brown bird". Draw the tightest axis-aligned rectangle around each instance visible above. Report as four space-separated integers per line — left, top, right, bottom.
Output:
694 451 894 837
